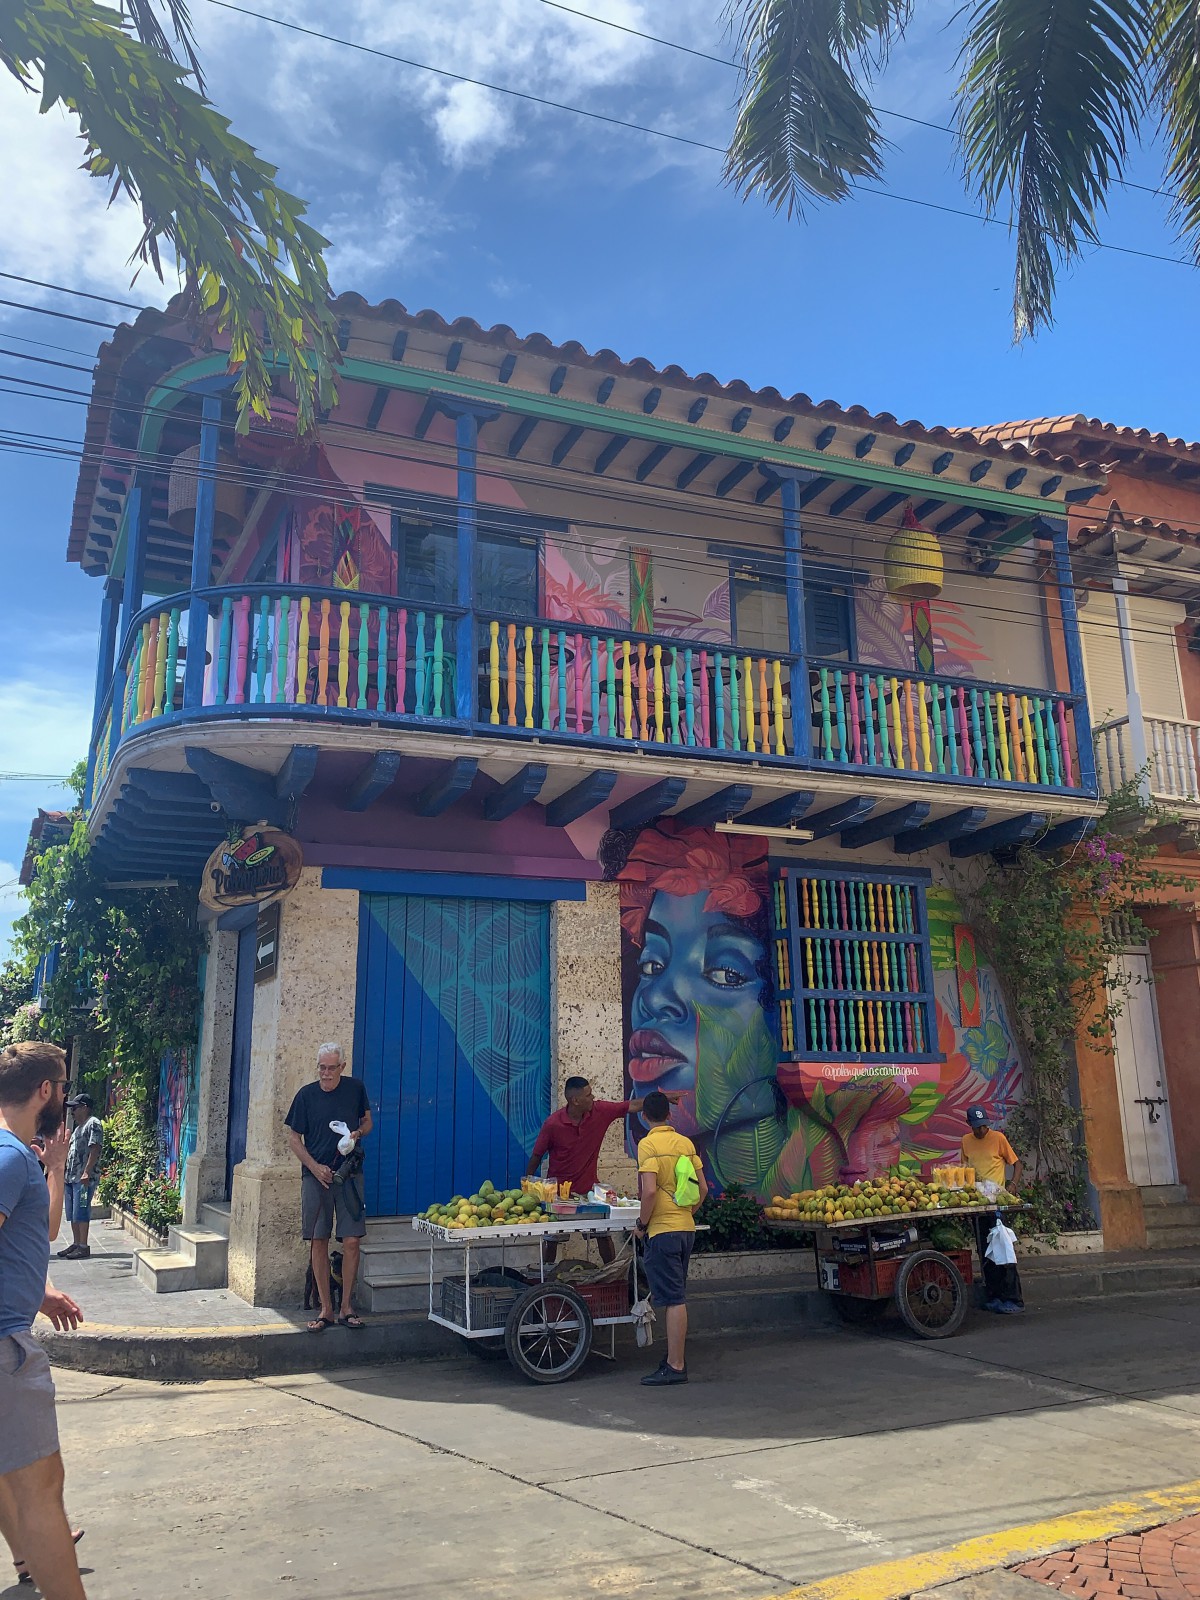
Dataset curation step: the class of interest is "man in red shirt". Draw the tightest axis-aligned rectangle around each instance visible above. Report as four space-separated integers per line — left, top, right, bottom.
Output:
527 1078 678 1262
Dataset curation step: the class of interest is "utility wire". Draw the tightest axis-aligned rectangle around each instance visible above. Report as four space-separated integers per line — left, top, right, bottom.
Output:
0 270 144 311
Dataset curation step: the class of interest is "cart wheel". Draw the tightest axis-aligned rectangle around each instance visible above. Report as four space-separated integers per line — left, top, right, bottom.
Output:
504 1284 593 1384
831 1293 888 1325
895 1249 968 1339
462 1335 508 1360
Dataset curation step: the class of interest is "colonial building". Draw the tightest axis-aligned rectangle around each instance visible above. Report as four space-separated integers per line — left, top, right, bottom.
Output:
72 301 1103 1306
976 417 1200 1249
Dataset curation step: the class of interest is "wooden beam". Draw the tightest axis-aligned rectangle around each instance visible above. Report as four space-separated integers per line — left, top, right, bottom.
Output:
716 461 754 497
677 453 715 490
275 745 319 803
730 406 752 433
414 396 439 440
687 397 708 424
935 506 977 535
508 416 539 459
445 340 463 372
1005 467 1028 490
815 425 837 451
185 747 284 824
1040 475 1063 497
551 426 584 467
498 353 517 384
841 802 930 849
544 770 619 826
774 417 795 443
740 792 816 827
913 499 944 521
365 388 389 431
343 751 403 812
893 807 988 854
805 797 875 838
549 365 568 394
594 435 629 474
893 442 916 466
674 784 754 827
855 433 876 459
596 376 615 404
932 451 954 475
636 444 672 482
754 474 780 506
335 317 351 351
830 483 870 517
610 778 688 830
414 758 478 818
482 762 548 821
391 330 408 361
864 490 907 523
643 386 662 414
969 460 992 483
795 475 832 508
126 769 213 805
1036 817 1096 851
949 812 1047 858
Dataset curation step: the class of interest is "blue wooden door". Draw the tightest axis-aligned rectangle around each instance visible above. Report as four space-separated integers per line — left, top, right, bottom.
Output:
224 923 257 1199
354 894 552 1216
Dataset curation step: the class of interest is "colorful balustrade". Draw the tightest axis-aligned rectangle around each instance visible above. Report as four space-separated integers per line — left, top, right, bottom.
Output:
809 659 1077 790
480 617 794 756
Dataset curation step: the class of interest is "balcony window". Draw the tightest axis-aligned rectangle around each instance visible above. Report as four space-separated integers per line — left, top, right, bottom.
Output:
731 570 855 660
390 500 540 615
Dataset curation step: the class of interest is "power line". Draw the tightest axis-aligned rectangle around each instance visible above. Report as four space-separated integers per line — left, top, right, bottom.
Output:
0 297 118 330
0 270 145 311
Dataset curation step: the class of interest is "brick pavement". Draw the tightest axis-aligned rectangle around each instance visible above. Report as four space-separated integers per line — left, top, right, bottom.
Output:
1016 1513 1200 1598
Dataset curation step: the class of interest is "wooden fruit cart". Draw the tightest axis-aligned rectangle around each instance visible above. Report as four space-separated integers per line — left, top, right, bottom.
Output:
766 1204 1022 1339
412 1214 640 1383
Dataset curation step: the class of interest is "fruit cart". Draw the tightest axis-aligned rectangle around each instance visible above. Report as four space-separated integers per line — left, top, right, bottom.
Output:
766 1203 1023 1339
412 1213 642 1383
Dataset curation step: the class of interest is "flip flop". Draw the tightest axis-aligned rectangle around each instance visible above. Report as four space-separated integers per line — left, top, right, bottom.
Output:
307 1316 335 1333
16 1529 83 1582
338 1313 365 1330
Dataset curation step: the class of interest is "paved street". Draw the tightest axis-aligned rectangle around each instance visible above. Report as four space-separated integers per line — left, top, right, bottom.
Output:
19 1290 1200 1600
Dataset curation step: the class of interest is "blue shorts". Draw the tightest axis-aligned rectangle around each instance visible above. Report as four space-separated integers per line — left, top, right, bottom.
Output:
643 1231 694 1308
64 1181 94 1224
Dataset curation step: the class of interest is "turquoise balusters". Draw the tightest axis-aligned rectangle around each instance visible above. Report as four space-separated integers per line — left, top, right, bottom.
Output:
942 684 959 775
714 653 727 748
432 613 445 716
875 675 891 767
1033 696 1049 785
669 646 680 744
1046 698 1063 787
590 635 600 732
254 595 270 703
276 596 290 702
819 667 833 760
541 628 552 730
931 682 945 774
684 647 695 746
556 630 567 730
833 669 847 763
969 688 985 776
215 597 233 706
983 688 998 779
415 611 428 714
864 677 877 766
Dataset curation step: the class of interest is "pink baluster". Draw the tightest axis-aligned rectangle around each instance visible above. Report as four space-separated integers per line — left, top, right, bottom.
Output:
231 595 251 704
574 631 584 732
955 686 971 775
1057 699 1074 786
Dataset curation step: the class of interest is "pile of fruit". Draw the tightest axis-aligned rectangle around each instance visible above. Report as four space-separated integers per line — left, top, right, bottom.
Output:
763 1176 1013 1225
419 1178 551 1230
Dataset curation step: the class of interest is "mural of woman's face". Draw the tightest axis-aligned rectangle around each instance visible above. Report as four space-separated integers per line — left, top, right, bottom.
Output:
629 888 766 1133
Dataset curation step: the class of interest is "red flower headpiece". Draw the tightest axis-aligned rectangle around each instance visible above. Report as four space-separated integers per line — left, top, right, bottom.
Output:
617 820 767 946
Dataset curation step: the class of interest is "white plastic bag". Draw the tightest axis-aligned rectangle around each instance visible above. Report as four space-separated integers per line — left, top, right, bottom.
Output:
985 1218 1017 1266
329 1119 355 1156
631 1296 656 1348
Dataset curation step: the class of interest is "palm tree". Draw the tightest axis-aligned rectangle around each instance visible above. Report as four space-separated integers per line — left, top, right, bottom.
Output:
1 0 337 427
724 0 1198 338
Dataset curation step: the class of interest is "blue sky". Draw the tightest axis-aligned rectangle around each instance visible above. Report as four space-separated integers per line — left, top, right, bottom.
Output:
1 0 1198 955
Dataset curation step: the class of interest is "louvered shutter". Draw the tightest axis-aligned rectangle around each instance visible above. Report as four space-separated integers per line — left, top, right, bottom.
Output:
1080 593 1185 722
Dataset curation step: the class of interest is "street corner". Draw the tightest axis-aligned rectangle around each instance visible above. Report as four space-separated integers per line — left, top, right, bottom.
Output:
1015 1511 1200 1599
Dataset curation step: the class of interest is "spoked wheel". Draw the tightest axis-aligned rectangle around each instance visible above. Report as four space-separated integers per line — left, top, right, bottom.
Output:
895 1249 968 1339
504 1284 593 1383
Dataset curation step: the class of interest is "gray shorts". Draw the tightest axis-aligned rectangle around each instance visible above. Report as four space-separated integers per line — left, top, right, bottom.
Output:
301 1170 366 1241
0 1331 59 1475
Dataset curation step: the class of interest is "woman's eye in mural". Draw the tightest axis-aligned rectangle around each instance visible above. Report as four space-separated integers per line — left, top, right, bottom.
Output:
702 931 761 996
638 955 666 979
703 964 753 989
637 931 671 983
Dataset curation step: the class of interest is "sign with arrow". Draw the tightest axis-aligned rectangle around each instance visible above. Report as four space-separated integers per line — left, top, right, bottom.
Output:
255 901 281 984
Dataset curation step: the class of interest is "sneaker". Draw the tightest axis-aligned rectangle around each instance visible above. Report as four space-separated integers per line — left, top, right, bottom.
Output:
641 1363 688 1386
1001 1301 1024 1314
56 1244 82 1260
983 1298 1006 1313
75 1246 92 1259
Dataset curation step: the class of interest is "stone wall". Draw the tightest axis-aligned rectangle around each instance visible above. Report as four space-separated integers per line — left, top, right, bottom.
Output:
226 869 359 1305
183 927 236 1226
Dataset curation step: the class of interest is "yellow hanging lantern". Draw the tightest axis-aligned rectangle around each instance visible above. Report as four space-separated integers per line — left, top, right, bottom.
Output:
884 503 944 599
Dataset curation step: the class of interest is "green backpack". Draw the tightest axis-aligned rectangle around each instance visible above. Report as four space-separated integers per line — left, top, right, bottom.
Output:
673 1154 700 1209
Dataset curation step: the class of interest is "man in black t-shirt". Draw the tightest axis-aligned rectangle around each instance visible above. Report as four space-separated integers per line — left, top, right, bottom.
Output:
284 1044 372 1331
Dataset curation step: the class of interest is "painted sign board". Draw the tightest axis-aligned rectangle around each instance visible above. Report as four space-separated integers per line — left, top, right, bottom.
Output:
254 900 280 984
199 827 303 913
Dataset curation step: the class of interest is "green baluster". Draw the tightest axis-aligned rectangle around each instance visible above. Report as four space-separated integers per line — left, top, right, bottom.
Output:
590 636 600 732
714 654 726 747
819 667 833 760
1046 698 1063 786
833 669 847 762
931 681 945 773
1033 696 1049 784
983 687 998 778
863 677 877 765
541 628 552 729
415 611 427 714
357 603 370 709
215 597 233 705
876 675 891 766
124 636 141 730
683 648 695 745
255 596 270 703
276 596 290 702
165 607 180 713
669 646 680 744
433 613 445 717
969 689 985 775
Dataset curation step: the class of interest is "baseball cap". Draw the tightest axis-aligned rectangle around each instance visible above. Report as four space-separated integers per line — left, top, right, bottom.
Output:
966 1106 990 1129
66 1092 95 1109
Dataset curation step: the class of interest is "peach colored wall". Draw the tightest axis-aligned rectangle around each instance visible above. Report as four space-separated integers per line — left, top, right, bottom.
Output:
1143 893 1200 1202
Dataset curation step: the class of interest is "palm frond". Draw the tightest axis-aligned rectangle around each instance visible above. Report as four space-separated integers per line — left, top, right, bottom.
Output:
120 0 205 90
956 0 1149 339
725 0 910 216
1150 0 1200 256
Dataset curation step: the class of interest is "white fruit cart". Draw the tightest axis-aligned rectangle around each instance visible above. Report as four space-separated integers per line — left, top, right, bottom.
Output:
412 1212 643 1383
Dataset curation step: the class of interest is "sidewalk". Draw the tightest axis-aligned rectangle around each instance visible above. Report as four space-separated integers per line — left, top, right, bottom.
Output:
37 1212 1200 1379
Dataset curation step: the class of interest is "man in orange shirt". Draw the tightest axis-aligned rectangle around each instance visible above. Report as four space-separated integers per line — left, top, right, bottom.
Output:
961 1107 1024 1314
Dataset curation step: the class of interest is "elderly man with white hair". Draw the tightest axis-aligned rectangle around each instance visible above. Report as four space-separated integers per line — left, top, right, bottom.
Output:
284 1043 373 1331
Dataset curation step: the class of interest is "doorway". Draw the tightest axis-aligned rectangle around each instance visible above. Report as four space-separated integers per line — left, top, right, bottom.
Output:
224 922 257 1199
1109 947 1179 1187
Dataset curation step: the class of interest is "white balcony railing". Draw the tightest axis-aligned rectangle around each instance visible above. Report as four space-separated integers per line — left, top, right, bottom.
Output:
1095 713 1200 804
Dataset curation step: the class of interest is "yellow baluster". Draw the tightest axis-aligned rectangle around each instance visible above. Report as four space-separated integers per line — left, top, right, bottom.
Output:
506 623 517 726
995 690 1012 780
744 654 756 752
917 683 932 772
1021 695 1037 781
653 643 665 741
317 599 331 705
1009 694 1025 781
772 660 785 755
488 619 501 724
523 625 535 728
757 657 770 749
297 597 311 703
622 640 633 739
890 676 904 769
152 613 168 717
337 600 350 707
138 622 154 723
638 643 649 737
904 679 918 770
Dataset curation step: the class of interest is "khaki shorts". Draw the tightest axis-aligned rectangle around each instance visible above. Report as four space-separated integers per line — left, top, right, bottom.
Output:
0 1331 59 1475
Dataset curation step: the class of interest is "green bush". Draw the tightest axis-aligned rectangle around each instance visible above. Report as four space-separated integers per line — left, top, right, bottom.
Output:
135 1173 181 1235
97 1096 158 1213
692 1183 806 1253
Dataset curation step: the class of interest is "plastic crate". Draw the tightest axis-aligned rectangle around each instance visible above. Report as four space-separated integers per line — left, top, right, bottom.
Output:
833 1247 974 1299
440 1275 522 1331
576 1278 631 1319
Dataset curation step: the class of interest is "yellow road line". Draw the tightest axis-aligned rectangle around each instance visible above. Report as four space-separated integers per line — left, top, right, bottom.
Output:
755 1477 1200 1600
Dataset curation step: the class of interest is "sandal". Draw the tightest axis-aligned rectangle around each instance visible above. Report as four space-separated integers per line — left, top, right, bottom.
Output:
16 1528 84 1582
338 1313 365 1330
307 1316 335 1333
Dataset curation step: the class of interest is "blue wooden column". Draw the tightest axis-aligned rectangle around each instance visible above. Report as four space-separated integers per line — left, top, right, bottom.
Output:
82 576 124 808
109 474 150 755
1045 515 1097 795
764 466 817 759
183 394 223 710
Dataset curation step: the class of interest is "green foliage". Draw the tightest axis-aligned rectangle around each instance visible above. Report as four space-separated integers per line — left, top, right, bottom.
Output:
923 1217 971 1250
12 817 204 1098
959 785 1194 1211
96 1095 159 1210
726 0 1200 340
134 1171 182 1234
1011 1172 1095 1239
0 0 338 431
693 1182 806 1252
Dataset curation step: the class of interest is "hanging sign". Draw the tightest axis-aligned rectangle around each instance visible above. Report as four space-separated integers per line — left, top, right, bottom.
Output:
254 900 281 983
199 827 303 912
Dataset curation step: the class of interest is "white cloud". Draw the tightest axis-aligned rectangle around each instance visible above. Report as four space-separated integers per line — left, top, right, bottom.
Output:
0 861 26 968
323 163 448 288
0 678 91 829
0 73 173 307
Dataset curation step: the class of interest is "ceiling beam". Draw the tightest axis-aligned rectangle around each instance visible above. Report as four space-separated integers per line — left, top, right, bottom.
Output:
610 778 688 830
343 751 403 812
949 811 1047 858
544 770 619 826
673 784 754 828
482 762 548 821
738 792 816 827
805 796 876 838
414 758 478 817
841 802 931 849
893 806 988 854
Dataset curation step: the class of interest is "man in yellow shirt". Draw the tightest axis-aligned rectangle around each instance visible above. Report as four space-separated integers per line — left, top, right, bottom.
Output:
634 1090 707 1386
961 1107 1024 1313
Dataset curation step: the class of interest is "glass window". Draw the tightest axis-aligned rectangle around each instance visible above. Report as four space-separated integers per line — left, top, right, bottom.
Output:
731 573 854 660
477 532 538 617
395 513 456 605
393 506 539 616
